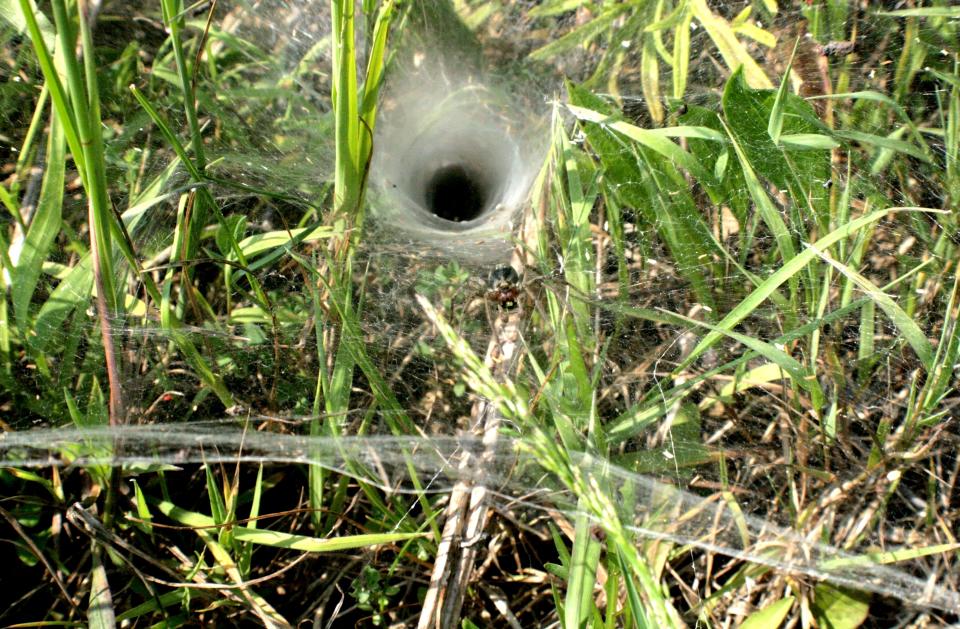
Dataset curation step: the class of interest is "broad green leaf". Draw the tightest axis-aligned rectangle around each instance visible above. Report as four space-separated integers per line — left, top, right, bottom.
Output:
811 584 870 629
723 66 832 226
740 596 795 629
32 254 93 353
567 87 719 311
616 403 710 474
680 105 750 221
0 0 55 49
723 118 797 267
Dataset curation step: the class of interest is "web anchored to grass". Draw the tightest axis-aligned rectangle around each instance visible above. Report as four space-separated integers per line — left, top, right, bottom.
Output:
1 0 958 626
2 421 958 612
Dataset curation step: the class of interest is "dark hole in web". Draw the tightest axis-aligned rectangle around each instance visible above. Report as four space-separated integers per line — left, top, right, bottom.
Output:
423 164 490 222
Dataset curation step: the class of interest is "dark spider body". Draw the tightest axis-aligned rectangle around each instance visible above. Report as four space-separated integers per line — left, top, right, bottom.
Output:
819 40 856 57
486 265 520 310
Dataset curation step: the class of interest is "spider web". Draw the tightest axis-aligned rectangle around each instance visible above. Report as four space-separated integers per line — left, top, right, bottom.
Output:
2 0 958 622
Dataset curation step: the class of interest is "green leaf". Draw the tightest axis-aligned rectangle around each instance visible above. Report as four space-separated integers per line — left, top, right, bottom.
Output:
673 312 824 408
88 549 116 629
676 207 913 371
767 39 799 145
689 0 772 89
645 1 689 32
641 32 664 124
778 133 841 150
528 0 590 18
672 11 692 98
806 91 907 116
11 104 65 326
528 7 626 61
567 87 720 311
808 243 934 369
833 129 930 163
232 528 424 552
116 591 182 622
740 596 795 629
0 0 55 49
810 584 870 629
232 225 333 260
723 66 832 227
564 509 602 629
32 254 93 353
567 104 717 185
819 543 960 571
722 117 797 266
876 7 960 17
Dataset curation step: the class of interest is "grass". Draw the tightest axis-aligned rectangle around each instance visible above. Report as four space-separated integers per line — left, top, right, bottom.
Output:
0 0 958 626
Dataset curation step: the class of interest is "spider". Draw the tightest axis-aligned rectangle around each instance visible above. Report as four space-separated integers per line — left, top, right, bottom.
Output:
486 265 521 310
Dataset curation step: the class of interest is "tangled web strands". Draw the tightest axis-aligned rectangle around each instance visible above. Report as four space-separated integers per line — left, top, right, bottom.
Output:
1 423 957 612
3 0 960 623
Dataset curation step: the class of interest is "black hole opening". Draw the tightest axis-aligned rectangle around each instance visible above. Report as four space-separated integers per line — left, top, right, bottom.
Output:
423 164 489 222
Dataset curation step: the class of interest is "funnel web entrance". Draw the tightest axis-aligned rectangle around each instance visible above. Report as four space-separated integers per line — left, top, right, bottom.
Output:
423 163 490 222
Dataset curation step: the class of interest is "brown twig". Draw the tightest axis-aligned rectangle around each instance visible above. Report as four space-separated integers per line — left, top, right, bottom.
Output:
418 177 541 627
417 310 523 629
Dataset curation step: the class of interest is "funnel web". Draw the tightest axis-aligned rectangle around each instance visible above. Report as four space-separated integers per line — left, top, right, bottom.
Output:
1 0 958 626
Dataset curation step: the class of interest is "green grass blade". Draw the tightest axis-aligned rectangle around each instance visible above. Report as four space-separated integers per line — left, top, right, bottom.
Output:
689 0 772 89
722 117 796 265
564 510 602 628
767 38 799 145
672 11 692 99
528 7 625 62
232 528 425 552
17 0 85 180
33 254 92 354
807 243 934 369
641 31 664 124
877 7 960 17
676 207 924 372
358 0 397 162
88 547 116 629
331 0 361 214
670 311 825 410
11 102 64 325
566 104 717 184
834 129 931 163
